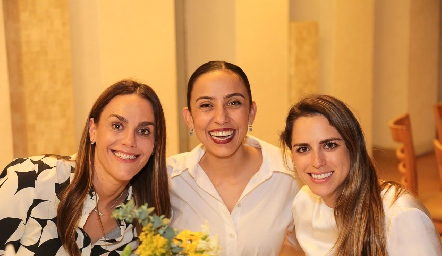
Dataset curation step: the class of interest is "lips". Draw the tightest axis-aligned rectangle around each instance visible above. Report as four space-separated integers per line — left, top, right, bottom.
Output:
113 150 138 160
309 171 333 180
208 129 235 144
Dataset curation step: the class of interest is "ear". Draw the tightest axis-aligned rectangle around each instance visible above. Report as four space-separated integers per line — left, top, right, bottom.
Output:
248 101 257 125
182 107 194 129
89 118 97 141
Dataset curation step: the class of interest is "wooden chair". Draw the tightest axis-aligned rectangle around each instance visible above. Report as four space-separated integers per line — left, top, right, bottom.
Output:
433 102 442 142
388 113 418 195
432 139 442 192
389 113 442 234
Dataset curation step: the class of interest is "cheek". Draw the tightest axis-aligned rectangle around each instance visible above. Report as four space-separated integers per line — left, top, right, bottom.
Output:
149 140 156 152
96 128 121 144
140 138 156 153
335 150 351 169
292 154 308 171
240 110 252 123
192 114 210 127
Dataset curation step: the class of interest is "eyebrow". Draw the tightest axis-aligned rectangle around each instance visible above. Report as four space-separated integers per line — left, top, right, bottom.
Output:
194 93 246 103
292 142 308 148
319 138 343 144
292 138 343 148
109 114 155 126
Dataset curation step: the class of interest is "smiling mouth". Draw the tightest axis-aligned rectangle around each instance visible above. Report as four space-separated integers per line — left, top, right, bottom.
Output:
309 171 333 180
209 130 235 141
113 151 138 160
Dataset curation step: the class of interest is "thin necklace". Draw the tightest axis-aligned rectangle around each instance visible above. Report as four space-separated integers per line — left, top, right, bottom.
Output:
93 189 125 242
94 197 108 241
94 189 125 216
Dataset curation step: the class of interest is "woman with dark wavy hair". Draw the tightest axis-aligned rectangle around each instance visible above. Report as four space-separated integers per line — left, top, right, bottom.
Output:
280 94 441 255
0 79 170 255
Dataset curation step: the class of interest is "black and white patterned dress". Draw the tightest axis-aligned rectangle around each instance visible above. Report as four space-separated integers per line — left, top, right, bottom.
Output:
0 155 138 255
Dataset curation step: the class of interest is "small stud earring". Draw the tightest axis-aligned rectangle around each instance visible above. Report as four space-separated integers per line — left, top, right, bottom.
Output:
248 124 253 132
189 128 194 136
91 139 95 145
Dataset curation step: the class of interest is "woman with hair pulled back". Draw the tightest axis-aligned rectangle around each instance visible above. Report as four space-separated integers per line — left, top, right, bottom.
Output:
280 94 442 255
0 79 171 255
167 60 302 255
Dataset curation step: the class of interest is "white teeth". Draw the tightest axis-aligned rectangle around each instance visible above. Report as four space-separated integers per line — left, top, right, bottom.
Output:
209 130 234 139
114 152 136 160
311 171 333 179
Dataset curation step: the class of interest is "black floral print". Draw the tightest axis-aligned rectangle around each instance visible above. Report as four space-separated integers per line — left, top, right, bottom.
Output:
0 155 138 255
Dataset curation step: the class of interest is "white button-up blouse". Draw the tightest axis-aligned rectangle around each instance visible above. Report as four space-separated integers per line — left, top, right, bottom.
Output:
167 135 301 256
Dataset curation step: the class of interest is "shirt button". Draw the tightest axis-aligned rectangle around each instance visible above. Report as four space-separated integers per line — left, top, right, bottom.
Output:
230 233 235 238
237 203 241 207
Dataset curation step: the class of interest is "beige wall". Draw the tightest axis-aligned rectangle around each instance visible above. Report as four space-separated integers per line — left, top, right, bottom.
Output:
407 0 440 154
289 21 319 102
373 1 410 148
290 0 375 152
236 0 290 147
181 0 236 149
0 0 13 168
374 0 440 154
3 0 76 158
332 1 375 152
2 1 441 165
69 1 180 157
2 1 179 165
183 0 291 149
291 0 441 155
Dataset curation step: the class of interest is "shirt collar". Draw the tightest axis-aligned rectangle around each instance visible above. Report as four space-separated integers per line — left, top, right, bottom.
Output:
170 135 294 178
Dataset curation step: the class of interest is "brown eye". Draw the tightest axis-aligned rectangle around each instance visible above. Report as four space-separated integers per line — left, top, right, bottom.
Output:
227 100 242 107
324 141 338 150
138 127 151 136
295 146 309 154
199 103 213 109
112 123 123 130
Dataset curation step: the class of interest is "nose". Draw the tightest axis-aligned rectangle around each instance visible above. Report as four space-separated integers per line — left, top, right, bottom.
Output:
311 149 326 168
214 106 228 125
122 130 137 148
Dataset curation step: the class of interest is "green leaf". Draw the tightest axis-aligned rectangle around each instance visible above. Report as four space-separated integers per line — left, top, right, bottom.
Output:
121 244 132 256
162 227 176 240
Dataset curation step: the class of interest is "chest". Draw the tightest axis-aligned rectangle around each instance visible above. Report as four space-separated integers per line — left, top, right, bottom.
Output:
212 179 249 212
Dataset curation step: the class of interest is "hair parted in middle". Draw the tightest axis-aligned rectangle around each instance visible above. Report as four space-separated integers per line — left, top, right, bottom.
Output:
56 79 170 256
280 94 405 256
186 60 253 112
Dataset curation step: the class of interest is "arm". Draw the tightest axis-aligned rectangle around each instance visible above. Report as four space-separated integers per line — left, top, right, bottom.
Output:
387 207 442 255
0 158 38 253
279 230 305 256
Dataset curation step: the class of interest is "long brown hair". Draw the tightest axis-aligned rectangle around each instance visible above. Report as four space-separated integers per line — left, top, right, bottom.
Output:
280 94 405 255
57 79 170 255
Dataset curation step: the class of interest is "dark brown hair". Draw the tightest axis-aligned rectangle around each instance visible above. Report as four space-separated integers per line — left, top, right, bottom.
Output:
57 79 170 255
186 60 252 111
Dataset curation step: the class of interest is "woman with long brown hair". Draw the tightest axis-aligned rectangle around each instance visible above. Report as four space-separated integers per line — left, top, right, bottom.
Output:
0 79 170 255
280 94 441 255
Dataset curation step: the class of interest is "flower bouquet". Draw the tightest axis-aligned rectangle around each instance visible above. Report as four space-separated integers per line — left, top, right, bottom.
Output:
112 200 222 256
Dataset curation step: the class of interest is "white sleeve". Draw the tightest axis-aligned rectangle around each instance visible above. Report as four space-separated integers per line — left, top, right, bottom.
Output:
386 206 442 255
0 158 37 253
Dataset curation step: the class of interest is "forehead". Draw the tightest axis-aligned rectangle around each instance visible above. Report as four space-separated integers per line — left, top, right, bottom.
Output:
100 94 154 120
292 115 341 141
191 70 249 98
